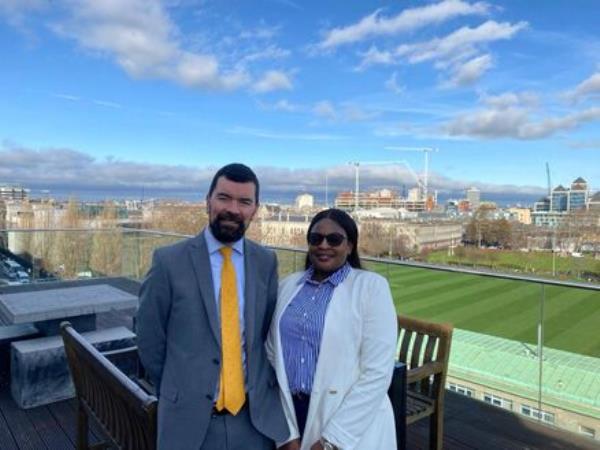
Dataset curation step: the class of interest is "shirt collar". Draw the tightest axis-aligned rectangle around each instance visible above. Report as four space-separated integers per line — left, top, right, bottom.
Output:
204 226 245 256
299 262 351 286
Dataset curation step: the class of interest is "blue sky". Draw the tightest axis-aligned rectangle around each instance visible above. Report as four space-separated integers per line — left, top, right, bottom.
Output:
0 0 598 200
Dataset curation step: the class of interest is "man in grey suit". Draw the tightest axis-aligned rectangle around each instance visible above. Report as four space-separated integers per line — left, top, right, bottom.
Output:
137 163 289 450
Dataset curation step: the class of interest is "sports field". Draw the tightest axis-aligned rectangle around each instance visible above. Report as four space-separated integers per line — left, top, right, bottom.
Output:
366 261 600 359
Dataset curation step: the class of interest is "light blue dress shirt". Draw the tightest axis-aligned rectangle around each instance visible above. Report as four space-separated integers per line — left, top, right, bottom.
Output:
280 263 351 394
204 227 247 391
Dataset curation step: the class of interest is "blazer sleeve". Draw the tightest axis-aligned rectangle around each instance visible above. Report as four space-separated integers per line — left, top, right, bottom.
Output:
136 249 172 391
321 274 398 449
266 275 301 447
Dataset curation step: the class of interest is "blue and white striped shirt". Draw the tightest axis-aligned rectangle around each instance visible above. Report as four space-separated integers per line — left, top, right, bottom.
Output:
280 263 351 394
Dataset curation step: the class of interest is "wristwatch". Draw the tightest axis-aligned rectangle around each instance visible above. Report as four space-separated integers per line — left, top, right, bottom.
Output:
320 437 338 450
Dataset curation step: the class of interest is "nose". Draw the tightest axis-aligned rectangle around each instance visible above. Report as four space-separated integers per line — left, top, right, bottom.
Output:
317 237 330 248
226 200 241 215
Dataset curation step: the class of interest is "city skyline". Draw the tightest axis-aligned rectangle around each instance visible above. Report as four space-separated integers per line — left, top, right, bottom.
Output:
0 0 599 196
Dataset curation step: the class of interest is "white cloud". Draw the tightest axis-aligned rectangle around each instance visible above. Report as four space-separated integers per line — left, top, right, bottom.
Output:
444 91 600 139
446 53 492 87
396 20 526 64
343 104 380 122
384 72 404 94
53 93 81 101
313 100 337 120
355 46 394 71
272 99 301 112
318 0 490 50
568 139 600 150
239 25 280 40
243 44 291 63
0 0 45 26
312 100 379 122
0 143 545 196
92 99 122 109
481 91 539 108
47 0 250 91
252 70 293 93
566 72 600 103
394 20 526 86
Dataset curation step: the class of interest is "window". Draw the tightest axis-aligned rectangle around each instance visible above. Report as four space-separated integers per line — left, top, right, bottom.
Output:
447 382 474 398
520 405 555 424
579 425 595 439
483 393 513 411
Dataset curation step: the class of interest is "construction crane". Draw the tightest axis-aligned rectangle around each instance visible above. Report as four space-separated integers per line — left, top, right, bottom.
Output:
546 162 552 197
347 160 426 211
385 146 438 199
361 160 425 192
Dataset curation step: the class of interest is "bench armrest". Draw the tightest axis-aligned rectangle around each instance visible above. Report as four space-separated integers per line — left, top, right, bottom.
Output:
407 361 444 384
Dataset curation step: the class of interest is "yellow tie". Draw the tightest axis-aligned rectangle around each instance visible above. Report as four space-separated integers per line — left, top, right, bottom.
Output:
216 246 246 414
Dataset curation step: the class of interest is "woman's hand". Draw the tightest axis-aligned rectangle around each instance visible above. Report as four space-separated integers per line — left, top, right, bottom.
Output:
310 441 324 450
278 438 301 450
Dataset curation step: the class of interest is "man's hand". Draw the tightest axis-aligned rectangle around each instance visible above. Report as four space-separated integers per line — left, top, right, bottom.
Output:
278 438 301 450
310 441 324 450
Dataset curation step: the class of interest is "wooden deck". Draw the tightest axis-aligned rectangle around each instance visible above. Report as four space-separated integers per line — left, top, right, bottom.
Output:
0 279 598 449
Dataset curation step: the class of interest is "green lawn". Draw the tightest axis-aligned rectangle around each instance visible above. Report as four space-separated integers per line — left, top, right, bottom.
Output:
366 261 600 358
423 248 600 282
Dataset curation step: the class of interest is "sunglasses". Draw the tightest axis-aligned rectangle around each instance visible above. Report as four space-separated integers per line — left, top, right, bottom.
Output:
307 232 347 247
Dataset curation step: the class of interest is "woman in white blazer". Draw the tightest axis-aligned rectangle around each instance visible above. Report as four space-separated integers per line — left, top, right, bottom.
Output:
267 209 398 450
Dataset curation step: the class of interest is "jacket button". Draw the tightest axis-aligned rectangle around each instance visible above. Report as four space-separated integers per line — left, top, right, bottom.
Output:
212 358 219 365
206 394 212 400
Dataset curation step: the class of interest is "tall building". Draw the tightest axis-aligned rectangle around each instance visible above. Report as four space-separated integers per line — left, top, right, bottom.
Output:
0 185 28 201
569 177 588 210
532 177 594 227
466 187 480 211
551 185 569 212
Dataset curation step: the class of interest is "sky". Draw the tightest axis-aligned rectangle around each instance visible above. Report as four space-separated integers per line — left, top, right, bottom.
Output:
0 0 599 202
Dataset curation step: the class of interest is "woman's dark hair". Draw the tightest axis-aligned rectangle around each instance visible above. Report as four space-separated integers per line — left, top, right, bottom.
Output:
304 208 362 270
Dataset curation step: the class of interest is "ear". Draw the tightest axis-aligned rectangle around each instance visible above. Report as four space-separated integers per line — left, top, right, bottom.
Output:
346 241 354 256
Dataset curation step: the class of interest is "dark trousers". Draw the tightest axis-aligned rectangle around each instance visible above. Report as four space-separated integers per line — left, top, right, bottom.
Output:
200 404 274 450
292 393 311 437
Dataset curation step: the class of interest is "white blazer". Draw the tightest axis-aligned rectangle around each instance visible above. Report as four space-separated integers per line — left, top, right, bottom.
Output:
267 268 398 450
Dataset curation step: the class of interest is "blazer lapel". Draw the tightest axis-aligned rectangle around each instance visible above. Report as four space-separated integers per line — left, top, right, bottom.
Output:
189 231 220 346
243 240 257 347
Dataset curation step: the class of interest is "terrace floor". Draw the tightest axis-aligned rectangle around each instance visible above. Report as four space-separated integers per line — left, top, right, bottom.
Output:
0 279 598 449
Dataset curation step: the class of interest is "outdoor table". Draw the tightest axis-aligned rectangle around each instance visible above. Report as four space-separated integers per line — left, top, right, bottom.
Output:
0 284 138 336
389 361 407 450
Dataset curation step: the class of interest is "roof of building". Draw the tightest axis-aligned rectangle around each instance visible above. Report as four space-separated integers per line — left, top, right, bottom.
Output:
448 329 600 419
552 185 567 192
589 192 600 202
572 177 587 184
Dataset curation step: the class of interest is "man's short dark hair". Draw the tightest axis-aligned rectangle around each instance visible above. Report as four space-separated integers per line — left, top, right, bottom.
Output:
207 163 260 204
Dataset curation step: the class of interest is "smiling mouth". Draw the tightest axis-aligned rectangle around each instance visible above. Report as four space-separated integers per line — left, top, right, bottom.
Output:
315 254 334 261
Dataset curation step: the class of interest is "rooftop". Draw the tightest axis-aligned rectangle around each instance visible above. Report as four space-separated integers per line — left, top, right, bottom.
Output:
450 329 600 419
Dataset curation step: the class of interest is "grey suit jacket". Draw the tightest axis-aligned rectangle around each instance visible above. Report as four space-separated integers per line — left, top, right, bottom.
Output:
137 231 289 450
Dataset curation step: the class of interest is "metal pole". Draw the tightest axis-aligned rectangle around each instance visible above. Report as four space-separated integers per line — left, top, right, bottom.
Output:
537 284 545 421
355 163 360 211
325 174 329 208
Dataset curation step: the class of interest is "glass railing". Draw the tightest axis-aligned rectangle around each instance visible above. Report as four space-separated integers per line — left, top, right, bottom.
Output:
1 228 599 442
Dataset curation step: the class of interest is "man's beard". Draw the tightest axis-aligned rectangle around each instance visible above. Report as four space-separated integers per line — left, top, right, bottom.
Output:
210 211 247 243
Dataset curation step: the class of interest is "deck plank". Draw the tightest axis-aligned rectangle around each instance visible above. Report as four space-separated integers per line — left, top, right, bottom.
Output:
25 406 73 450
0 389 47 450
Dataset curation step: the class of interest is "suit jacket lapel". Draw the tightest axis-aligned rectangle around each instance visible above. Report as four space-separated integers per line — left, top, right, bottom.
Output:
189 231 220 346
244 240 257 347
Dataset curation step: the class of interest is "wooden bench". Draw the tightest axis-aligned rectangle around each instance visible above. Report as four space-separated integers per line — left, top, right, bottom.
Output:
61 322 157 450
393 315 453 450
